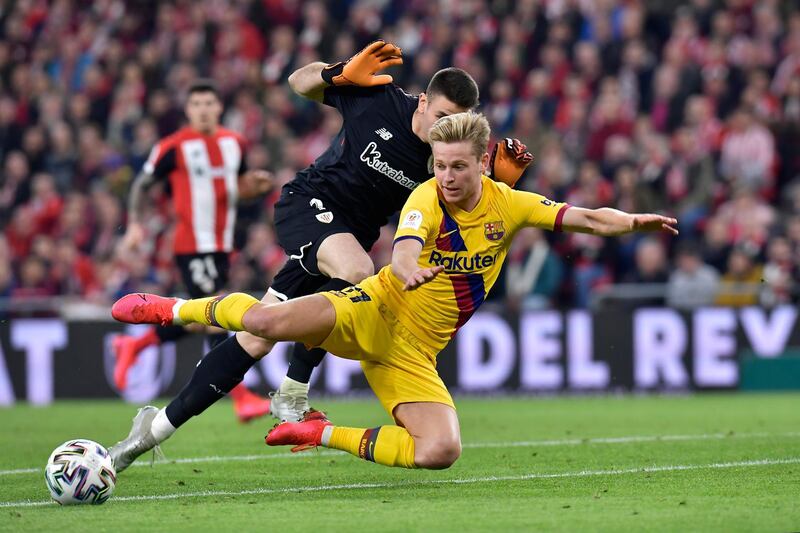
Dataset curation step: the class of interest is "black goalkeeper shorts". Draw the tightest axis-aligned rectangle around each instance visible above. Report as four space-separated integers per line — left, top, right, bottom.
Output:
269 189 377 301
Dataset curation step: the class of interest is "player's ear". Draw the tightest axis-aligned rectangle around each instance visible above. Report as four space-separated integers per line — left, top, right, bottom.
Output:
480 151 490 173
417 92 427 113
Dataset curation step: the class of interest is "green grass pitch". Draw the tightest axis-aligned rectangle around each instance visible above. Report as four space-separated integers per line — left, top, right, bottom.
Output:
1 394 799 532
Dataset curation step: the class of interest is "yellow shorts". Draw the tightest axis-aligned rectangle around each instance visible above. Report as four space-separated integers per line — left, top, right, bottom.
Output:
319 283 454 418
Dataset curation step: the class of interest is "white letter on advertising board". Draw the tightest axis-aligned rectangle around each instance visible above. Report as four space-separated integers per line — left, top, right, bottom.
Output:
740 306 797 358
634 309 688 388
457 313 515 390
693 308 738 387
567 310 609 388
520 311 563 389
11 319 67 405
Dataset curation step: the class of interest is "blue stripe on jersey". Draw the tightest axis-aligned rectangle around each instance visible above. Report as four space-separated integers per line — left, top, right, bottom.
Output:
436 200 468 252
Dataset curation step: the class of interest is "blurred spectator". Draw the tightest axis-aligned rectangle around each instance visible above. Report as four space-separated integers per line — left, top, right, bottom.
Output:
28 173 64 236
12 256 57 299
627 238 670 288
714 185 776 246
667 126 715 237
586 91 634 161
701 216 734 273
667 242 720 309
760 237 797 306
50 239 98 297
715 244 763 307
719 107 775 192
566 161 613 209
0 151 32 222
505 228 564 311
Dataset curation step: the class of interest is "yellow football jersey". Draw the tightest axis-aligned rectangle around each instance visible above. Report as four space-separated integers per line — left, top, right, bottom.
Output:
366 175 569 352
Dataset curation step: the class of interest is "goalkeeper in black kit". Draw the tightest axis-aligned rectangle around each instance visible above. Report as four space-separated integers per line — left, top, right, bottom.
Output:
108 40 534 472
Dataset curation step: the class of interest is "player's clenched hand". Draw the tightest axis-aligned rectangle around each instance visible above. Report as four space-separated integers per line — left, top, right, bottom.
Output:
322 40 403 87
121 221 145 252
631 214 679 235
489 138 533 188
403 265 444 291
238 169 274 200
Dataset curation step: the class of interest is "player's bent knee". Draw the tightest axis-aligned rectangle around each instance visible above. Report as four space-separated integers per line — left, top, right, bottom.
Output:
351 261 375 283
333 257 375 284
242 305 285 343
235 330 273 360
414 438 462 470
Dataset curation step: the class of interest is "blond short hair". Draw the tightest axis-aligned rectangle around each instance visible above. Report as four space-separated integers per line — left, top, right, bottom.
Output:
428 112 490 159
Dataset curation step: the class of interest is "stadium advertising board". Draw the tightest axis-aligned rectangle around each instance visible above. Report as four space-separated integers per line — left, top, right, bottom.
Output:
0 306 798 404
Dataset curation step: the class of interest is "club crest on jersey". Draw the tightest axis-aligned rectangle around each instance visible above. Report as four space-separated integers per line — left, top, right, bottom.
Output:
316 212 334 224
484 221 505 241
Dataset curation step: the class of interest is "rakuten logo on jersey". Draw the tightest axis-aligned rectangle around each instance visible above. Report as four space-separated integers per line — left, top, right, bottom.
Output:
429 250 500 272
360 142 418 190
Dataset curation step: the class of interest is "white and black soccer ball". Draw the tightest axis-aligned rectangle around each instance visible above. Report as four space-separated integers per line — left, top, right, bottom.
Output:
44 439 117 505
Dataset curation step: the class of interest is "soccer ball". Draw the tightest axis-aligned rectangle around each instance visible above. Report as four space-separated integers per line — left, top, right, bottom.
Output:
44 439 117 505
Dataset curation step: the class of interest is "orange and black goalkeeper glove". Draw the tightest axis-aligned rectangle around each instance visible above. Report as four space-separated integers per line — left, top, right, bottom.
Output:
321 40 403 87
489 138 534 188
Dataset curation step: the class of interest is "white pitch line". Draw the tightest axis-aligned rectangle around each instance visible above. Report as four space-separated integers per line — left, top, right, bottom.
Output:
0 467 40 476
2 430 798 477
0 450 343 477
464 431 800 449
2 456 798 509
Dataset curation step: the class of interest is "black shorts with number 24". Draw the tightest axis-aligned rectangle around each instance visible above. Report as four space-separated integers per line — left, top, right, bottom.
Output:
175 252 230 298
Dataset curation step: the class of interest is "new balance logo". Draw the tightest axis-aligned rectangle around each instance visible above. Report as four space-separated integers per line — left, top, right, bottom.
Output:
375 127 393 141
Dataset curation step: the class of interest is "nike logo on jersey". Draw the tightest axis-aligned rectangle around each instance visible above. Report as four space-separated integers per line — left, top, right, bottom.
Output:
360 142 418 191
439 229 458 238
375 127 393 140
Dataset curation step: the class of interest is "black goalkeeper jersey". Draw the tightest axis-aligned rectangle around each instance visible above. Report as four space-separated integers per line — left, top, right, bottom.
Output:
285 83 434 243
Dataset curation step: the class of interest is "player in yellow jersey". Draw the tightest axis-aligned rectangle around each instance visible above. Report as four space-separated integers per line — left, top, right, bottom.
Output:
111 112 677 470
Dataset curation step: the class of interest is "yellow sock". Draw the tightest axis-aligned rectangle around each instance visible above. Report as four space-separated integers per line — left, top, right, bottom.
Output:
177 293 259 331
324 425 416 469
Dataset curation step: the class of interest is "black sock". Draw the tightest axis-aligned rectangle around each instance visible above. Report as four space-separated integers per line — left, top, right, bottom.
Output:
286 277 352 384
165 335 256 428
286 344 325 383
156 325 187 343
206 332 229 350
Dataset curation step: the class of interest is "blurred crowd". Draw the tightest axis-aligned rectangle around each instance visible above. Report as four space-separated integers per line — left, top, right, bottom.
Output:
2 0 800 315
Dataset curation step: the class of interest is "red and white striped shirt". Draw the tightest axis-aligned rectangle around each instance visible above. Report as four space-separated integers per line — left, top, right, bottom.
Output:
144 126 246 255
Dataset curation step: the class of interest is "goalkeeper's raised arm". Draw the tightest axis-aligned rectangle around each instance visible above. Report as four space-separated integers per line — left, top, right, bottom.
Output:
288 40 403 102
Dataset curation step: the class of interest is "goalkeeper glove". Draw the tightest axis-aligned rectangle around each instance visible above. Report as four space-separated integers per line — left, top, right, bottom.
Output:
489 138 534 188
321 40 403 87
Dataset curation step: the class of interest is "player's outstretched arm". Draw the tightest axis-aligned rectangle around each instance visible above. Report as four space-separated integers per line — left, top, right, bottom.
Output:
288 40 403 102
391 238 443 291
287 62 328 102
561 206 678 237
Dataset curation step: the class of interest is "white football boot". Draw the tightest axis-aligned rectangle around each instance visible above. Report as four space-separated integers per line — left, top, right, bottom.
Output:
108 406 163 472
269 391 327 423
268 391 309 422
